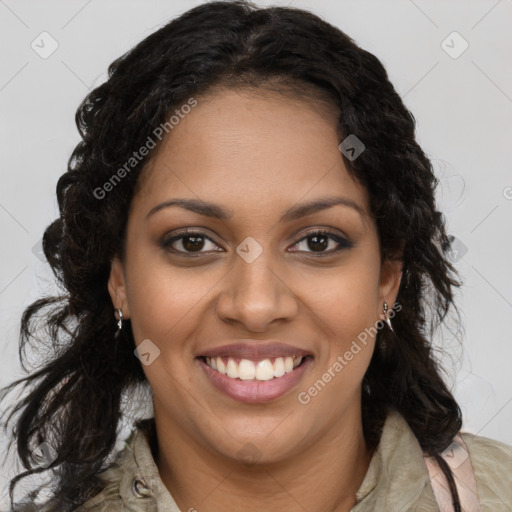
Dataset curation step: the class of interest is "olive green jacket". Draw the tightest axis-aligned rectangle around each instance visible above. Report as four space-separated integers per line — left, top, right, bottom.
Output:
77 410 512 511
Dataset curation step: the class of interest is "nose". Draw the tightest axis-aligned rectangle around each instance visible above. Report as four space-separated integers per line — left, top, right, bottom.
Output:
215 245 299 332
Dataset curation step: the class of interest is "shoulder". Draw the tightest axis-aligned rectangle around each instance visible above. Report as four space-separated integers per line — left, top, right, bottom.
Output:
461 430 512 472
459 431 512 506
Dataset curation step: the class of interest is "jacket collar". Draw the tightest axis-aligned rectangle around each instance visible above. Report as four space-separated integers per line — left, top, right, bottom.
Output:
352 409 435 510
116 418 181 511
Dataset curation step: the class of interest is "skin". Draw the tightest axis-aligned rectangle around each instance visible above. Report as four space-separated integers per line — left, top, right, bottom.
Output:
108 87 402 512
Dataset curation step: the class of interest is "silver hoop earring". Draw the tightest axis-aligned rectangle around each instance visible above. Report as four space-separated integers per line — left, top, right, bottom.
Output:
116 308 123 331
382 301 394 332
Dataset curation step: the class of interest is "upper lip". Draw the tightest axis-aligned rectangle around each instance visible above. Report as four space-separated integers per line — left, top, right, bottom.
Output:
198 341 313 360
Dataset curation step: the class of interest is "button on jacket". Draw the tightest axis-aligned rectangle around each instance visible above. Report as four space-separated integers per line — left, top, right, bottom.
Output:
76 410 512 511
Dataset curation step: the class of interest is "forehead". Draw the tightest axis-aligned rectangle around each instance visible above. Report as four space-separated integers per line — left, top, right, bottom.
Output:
132 88 370 220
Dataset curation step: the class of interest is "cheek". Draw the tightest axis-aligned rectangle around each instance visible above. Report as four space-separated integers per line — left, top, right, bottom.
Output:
306 258 379 392
322 264 380 343
328 297 380 358
295 314 376 434
125 248 215 343
123 255 207 423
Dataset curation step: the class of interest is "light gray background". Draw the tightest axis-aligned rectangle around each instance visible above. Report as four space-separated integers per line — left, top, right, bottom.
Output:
1 0 511 507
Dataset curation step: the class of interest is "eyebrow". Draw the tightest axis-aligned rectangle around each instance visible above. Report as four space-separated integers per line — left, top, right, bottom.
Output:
146 196 366 222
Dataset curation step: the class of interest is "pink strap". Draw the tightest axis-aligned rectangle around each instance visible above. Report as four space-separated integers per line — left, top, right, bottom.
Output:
424 434 481 511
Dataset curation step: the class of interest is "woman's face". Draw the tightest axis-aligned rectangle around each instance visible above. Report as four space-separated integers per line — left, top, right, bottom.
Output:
109 88 402 464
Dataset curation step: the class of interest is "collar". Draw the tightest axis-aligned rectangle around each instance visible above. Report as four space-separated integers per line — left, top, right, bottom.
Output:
114 419 181 511
352 409 436 510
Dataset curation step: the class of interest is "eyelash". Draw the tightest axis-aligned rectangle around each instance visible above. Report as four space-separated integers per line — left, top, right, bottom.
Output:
160 229 352 257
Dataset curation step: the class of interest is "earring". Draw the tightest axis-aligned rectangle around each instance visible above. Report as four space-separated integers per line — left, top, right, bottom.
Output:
116 308 123 331
382 301 394 332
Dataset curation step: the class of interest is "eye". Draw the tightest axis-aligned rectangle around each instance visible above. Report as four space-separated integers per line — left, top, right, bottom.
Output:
161 228 352 257
161 231 222 255
289 230 352 255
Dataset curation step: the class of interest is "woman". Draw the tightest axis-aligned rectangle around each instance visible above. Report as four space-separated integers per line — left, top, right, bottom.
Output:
1 1 510 511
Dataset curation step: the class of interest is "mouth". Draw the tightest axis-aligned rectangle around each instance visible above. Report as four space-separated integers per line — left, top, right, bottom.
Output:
197 353 313 403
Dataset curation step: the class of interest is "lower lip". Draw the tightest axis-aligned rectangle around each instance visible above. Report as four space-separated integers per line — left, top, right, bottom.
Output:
198 357 313 404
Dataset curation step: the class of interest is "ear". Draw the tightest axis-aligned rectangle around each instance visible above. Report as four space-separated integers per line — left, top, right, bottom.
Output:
108 257 130 319
378 256 403 317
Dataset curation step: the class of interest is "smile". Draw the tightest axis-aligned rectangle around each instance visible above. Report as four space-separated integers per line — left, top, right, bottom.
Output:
198 354 313 403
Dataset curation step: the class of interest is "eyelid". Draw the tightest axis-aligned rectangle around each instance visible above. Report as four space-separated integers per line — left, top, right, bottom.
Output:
294 227 348 242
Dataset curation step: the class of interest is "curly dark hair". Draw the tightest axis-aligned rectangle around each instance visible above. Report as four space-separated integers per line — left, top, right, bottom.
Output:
0 1 465 510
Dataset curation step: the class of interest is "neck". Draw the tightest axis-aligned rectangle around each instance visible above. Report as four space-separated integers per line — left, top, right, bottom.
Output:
153 404 374 512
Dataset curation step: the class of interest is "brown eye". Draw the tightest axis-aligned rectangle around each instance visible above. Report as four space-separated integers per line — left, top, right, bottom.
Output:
180 235 207 252
161 232 221 254
290 230 353 255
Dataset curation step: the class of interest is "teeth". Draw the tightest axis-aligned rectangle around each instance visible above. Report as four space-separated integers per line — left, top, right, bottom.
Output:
226 358 238 379
239 359 256 380
217 357 226 375
255 359 274 380
205 355 304 380
273 357 285 377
